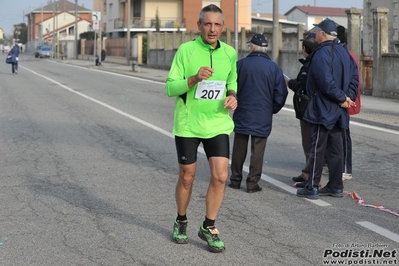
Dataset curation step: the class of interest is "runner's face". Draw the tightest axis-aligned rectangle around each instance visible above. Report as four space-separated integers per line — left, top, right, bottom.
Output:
198 12 224 48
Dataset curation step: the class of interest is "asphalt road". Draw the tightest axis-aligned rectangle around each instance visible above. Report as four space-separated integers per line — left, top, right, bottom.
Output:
0 54 398 266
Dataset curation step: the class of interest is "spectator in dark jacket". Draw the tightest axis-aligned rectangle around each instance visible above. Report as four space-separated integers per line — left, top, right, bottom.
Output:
337 25 362 181
9 44 20 74
229 34 288 193
286 33 319 188
297 19 358 199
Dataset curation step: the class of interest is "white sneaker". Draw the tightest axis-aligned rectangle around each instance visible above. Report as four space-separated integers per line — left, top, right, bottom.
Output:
322 165 329 175
342 173 352 180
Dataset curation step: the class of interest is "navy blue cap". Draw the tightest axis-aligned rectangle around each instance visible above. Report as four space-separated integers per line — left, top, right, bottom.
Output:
313 18 338 36
247 34 268 47
300 33 316 41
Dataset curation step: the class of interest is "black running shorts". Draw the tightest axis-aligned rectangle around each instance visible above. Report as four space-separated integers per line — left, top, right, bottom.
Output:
174 134 230 165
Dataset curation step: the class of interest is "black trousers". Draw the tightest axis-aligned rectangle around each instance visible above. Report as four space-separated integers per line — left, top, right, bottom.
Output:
300 119 311 176
306 123 344 190
343 127 352 174
230 133 267 189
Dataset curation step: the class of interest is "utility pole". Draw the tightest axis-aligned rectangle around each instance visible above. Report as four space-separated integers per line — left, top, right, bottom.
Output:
56 3 59 59
40 5 43 45
31 13 33 48
52 3 55 58
99 0 102 64
75 0 78 59
272 0 279 62
234 0 238 54
126 0 131 65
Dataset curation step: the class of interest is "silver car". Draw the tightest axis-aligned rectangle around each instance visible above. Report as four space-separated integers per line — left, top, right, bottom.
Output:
38 46 53 58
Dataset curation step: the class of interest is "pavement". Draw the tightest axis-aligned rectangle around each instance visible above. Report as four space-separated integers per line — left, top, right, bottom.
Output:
56 58 399 131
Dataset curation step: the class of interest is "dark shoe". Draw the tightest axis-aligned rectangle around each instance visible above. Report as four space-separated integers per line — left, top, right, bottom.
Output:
246 186 262 193
318 186 343 197
172 220 188 244
198 225 225 253
228 183 240 190
296 187 319 199
292 174 305 182
294 180 307 188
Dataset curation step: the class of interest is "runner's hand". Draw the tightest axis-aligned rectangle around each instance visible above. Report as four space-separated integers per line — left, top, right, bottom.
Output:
195 67 214 82
224 95 238 110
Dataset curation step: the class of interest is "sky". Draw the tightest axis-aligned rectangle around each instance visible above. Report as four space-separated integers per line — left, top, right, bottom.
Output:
0 0 364 36
253 0 363 14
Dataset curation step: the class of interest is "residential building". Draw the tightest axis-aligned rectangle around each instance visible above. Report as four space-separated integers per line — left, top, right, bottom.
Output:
26 0 93 52
363 0 399 54
95 0 252 38
251 13 303 34
284 5 351 30
0 27 4 39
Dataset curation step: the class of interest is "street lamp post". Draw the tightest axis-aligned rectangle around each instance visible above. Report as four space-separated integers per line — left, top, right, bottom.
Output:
40 5 43 45
75 0 78 59
272 0 279 62
99 0 103 64
126 0 131 66
234 0 238 53
52 3 55 57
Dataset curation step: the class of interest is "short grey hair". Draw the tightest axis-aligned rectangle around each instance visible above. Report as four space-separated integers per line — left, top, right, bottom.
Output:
250 43 268 53
325 33 337 40
198 4 225 24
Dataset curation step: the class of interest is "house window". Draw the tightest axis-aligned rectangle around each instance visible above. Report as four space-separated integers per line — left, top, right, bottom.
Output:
133 0 141 18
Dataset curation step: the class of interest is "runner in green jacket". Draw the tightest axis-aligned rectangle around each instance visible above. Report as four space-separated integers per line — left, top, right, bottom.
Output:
165 4 237 253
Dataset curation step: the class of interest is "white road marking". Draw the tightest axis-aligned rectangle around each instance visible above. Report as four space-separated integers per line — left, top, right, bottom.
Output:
357 221 399 243
22 66 173 139
49 60 165 85
282 107 399 135
49 61 399 137
21 66 395 208
350 121 399 135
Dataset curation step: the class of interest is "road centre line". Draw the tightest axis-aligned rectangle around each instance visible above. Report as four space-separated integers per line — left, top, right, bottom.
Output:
23 65 330 206
357 221 399 243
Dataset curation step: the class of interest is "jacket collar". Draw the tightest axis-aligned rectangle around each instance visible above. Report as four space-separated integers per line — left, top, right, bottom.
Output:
298 56 311 64
247 52 271 60
195 36 221 50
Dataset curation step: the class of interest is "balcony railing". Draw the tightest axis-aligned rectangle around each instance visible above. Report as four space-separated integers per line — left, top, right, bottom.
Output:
113 17 185 29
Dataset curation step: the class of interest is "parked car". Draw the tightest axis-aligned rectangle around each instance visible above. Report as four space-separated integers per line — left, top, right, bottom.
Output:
34 45 44 58
38 46 53 58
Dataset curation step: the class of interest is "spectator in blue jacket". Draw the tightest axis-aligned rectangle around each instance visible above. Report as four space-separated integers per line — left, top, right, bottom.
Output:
229 34 288 193
9 44 20 74
296 19 358 199
286 33 319 188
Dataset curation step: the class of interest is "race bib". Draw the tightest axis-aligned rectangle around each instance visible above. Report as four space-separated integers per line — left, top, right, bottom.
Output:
195 80 226 100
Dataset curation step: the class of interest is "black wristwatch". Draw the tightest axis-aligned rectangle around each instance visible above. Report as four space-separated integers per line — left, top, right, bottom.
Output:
229 93 238 100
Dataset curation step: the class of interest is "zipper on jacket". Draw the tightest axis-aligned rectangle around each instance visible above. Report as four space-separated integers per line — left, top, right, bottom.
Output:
210 49 214 68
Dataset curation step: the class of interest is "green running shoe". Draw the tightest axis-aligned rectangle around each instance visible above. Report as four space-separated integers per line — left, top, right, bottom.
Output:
198 225 225 253
173 220 188 244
